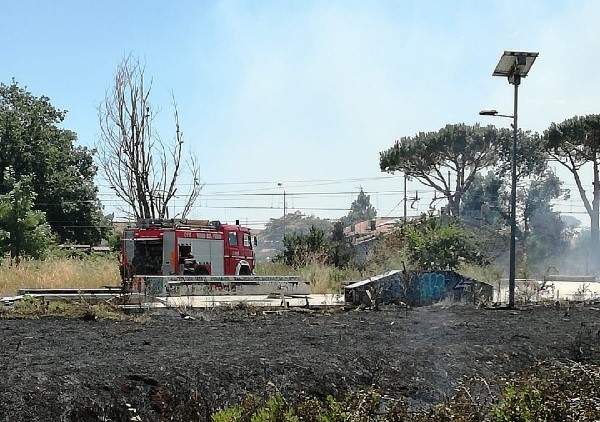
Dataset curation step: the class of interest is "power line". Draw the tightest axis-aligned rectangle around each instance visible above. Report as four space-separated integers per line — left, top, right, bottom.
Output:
96 175 404 189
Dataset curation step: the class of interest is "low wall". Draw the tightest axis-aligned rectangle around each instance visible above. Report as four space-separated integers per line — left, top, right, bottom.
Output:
129 275 310 299
344 270 493 307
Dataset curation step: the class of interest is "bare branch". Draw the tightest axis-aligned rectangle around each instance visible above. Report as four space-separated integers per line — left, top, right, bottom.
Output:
97 55 201 220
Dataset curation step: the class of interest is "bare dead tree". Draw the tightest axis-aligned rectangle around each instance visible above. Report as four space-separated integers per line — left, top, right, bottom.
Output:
98 55 201 219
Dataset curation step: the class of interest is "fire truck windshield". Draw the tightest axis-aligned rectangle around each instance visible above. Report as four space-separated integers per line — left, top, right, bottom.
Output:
228 232 238 246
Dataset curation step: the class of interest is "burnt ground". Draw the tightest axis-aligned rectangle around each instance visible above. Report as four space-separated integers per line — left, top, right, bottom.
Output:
1 304 599 421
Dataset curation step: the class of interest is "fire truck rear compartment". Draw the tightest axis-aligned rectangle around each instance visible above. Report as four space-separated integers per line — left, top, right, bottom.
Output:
132 238 163 275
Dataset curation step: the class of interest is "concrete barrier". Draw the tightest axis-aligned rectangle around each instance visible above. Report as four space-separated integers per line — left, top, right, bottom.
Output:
129 275 310 300
344 270 492 307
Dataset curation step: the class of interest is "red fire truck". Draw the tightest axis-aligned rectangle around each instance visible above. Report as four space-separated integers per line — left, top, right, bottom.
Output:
120 219 256 281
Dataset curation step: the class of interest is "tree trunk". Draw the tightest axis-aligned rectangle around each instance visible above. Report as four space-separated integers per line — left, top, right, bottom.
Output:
592 160 600 271
447 195 460 217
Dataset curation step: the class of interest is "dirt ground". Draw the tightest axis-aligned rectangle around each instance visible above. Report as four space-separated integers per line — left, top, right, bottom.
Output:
1 304 599 421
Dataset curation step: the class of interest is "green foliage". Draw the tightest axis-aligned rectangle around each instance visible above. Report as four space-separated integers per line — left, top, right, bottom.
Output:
255 261 360 293
299 261 360 293
276 226 329 268
404 218 487 271
212 405 243 422
251 396 298 422
0 81 107 244
275 222 355 271
342 188 376 227
3 296 125 320
544 114 600 165
380 124 546 217
107 230 122 252
359 216 492 274
490 361 600 422
211 392 383 422
461 171 507 225
492 385 544 422
543 114 600 266
496 131 548 178
209 360 600 422
0 169 54 260
212 395 298 422
329 222 354 268
258 212 333 260
459 168 571 274
380 124 503 216
520 171 569 270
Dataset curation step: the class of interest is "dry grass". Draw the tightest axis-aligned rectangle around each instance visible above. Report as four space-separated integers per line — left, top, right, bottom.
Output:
0 256 120 296
254 261 299 277
300 262 360 293
1 257 360 297
0 296 126 320
256 261 360 293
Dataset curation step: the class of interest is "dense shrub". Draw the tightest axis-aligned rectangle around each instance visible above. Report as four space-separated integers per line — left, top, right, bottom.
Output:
404 218 488 271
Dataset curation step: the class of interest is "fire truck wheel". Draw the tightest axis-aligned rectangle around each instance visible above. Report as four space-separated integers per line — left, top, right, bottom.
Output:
238 265 251 276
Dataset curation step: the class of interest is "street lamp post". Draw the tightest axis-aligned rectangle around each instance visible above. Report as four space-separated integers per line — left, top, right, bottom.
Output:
403 174 408 224
277 182 286 237
480 51 538 309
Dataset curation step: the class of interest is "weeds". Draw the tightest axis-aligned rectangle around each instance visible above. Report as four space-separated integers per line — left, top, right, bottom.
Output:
255 262 300 277
300 261 360 293
491 360 600 421
256 261 360 293
209 360 600 422
1 295 126 320
0 255 120 296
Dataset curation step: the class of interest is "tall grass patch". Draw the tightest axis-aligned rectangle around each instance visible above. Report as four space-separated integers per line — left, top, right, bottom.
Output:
256 261 360 293
0 256 120 296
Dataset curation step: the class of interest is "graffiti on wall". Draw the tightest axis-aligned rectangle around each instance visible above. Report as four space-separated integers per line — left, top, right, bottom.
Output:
345 270 493 307
417 272 446 304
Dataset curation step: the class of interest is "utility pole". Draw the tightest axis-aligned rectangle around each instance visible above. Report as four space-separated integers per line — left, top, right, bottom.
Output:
284 189 287 232
278 182 286 238
403 174 407 224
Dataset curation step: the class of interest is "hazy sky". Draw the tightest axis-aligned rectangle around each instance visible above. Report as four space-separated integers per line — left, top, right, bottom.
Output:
2 1 599 227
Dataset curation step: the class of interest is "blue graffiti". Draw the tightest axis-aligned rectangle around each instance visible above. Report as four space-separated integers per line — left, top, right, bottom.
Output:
418 272 446 303
345 270 492 307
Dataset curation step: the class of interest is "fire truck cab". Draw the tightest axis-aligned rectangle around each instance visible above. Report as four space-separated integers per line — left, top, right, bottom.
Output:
120 219 256 280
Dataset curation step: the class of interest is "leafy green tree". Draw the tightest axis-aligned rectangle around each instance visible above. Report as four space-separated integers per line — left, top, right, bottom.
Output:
342 188 376 227
276 226 329 268
329 222 354 267
107 230 122 252
404 218 487 271
519 171 569 269
380 124 503 217
258 212 333 260
543 115 600 266
0 169 53 261
460 171 507 225
380 124 545 217
273 222 355 268
0 81 106 244
497 131 547 179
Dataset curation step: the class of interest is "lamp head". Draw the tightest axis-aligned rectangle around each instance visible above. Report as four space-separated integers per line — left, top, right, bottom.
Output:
479 109 498 116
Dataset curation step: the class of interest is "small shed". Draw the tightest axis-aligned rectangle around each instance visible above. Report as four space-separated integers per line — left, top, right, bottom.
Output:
344 270 493 307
